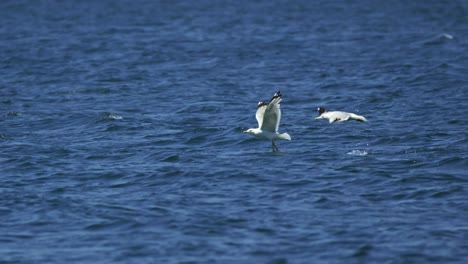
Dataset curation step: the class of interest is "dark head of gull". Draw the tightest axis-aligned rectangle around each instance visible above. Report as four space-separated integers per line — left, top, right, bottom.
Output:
317 107 327 115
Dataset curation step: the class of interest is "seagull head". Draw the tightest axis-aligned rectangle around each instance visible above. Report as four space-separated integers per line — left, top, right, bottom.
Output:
315 107 327 120
317 107 327 115
243 128 262 137
243 128 254 135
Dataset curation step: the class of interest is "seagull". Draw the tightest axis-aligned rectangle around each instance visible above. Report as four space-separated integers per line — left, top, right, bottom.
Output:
315 107 367 123
244 91 291 152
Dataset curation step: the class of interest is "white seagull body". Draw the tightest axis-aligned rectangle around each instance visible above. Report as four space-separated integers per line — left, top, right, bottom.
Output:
315 107 367 123
244 91 291 152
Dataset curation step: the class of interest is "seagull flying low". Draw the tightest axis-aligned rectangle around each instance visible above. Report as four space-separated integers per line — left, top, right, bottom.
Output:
315 107 367 123
244 91 291 152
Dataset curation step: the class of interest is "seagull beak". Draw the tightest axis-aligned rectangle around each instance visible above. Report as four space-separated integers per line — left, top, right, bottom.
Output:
315 116 321 120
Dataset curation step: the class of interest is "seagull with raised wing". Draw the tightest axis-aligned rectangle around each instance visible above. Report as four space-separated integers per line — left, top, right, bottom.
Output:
315 107 367 123
244 91 291 152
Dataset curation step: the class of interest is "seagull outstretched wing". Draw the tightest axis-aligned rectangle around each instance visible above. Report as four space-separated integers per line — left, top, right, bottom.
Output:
316 107 367 123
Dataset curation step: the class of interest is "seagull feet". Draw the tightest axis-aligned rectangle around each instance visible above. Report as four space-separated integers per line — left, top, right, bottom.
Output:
272 141 279 152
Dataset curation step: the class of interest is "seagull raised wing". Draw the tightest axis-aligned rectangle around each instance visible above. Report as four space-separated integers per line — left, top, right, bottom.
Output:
260 92 282 133
244 91 291 152
255 101 268 129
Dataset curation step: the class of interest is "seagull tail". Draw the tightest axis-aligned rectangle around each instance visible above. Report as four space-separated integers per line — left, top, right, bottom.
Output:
278 133 291 141
349 113 367 122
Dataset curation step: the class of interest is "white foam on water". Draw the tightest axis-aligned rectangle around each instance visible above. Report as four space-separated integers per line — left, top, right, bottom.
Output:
347 150 368 156
107 113 123 120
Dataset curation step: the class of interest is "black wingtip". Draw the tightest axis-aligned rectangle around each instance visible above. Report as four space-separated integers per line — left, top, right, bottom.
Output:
257 101 268 108
272 91 282 99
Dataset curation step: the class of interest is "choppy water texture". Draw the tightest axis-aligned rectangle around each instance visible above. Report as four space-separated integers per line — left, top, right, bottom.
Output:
1 0 468 263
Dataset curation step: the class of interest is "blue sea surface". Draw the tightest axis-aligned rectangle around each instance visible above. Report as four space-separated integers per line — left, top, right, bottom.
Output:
1 0 467 263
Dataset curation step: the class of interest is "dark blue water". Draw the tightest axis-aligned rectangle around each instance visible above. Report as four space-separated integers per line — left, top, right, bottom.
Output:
1 0 467 263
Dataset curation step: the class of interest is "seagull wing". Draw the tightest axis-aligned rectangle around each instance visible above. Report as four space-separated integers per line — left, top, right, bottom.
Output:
335 112 351 122
325 111 367 123
260 92 282 132
255 102 268 128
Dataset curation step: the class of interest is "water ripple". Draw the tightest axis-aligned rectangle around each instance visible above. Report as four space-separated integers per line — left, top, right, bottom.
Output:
1 1 467 263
